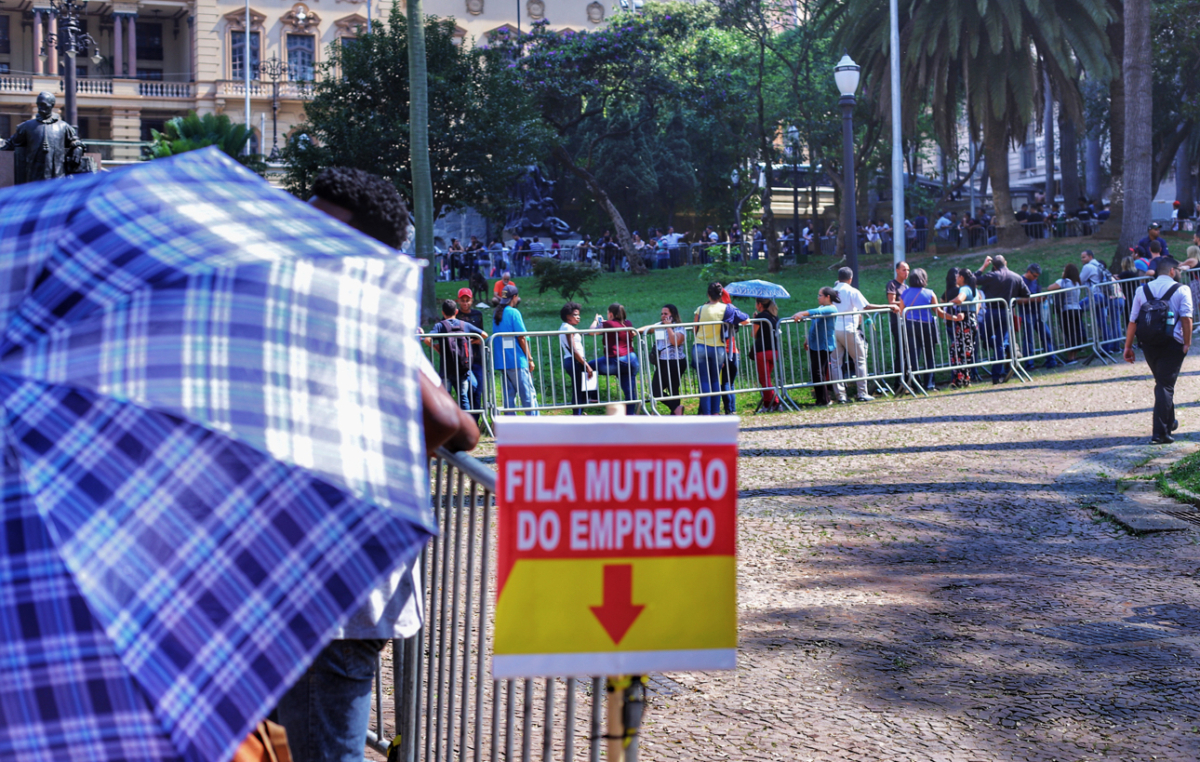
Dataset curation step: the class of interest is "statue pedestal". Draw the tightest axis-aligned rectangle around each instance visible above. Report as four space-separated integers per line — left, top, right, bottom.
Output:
0 152 13 188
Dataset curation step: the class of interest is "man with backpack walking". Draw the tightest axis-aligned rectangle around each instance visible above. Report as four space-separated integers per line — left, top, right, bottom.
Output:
1124 256 1194 444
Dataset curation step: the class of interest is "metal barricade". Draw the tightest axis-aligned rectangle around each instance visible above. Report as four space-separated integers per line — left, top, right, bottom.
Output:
638 317 785 415
421 331 493 434
372 447 610 762
488 324 646 416
891 297 1021 392
1008 283 1099 371
776 307 907 403
1088 276 1146 362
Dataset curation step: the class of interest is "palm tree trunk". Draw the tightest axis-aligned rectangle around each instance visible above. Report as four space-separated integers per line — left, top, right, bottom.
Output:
1119 0 1152 254
982 118 1026 248
1107 17 1126 225
407 2 437 322
1059 112 1081 210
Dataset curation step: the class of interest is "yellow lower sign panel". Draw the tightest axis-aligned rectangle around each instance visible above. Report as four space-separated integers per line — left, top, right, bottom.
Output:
492 556 737 678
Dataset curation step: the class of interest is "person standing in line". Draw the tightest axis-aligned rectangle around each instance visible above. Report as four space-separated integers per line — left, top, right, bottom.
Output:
832 266 897 402
974 254 1031 384
651 304 690 415
1046 263 1085 363
752 297 782 411
1019 263 1060 371
791 287 841 406
1124 256 1193 444
900 268 947 391
430 299 486 412
1138 222 1171 260
491 285 539 414
456 288 487 417
718 288 742 414
592 303 642 414
280 166 478 762
943 267 980 388
558 301 594 415
886 261 911 383
693 282 748 415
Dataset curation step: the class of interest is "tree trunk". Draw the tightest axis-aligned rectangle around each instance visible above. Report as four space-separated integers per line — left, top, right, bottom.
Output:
551 144 647 274
1178 140 1196 218
1060 113 1081 210
1107 17 1125 222
1085 133 1103 202
982 117 1026 248
1118 0 1152 255
1043 71 1056 203
407 3 437 322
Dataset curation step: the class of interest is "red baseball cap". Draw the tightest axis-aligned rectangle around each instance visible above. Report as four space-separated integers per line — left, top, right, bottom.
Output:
457 288 472 299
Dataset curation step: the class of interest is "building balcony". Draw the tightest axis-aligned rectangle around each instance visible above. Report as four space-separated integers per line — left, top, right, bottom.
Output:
216 80 313 100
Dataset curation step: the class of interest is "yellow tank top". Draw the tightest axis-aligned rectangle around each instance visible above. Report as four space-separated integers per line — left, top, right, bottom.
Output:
695 302 726 346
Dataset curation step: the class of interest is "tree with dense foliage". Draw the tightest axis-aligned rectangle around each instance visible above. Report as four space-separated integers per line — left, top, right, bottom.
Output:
282 8 546 224
825 0 1115 247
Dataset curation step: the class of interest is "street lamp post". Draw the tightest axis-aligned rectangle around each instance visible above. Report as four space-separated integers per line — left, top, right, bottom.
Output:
258 54 290 161
834 53 861 287
39 0 103 129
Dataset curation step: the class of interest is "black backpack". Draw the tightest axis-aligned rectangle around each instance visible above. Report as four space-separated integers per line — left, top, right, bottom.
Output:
1135 283 1182 349
435 319 472 376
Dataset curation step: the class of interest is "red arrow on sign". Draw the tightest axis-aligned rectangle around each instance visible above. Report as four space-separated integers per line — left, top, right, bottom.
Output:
590 564 645 645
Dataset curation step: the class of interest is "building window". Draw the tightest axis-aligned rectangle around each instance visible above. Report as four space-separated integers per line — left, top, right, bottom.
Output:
340 36 359 52
231 31 260 79
136 22 164 61
137 68 163 80
0 15 10 55
287 34 315 80
76 65 87 79
140 118 166 142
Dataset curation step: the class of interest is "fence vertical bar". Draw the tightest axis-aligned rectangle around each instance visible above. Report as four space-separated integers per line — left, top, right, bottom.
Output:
542 679 557 761
460 480 478 762
423 459 444 762
563 678 577 762
589 678 603 762
444 469 466 761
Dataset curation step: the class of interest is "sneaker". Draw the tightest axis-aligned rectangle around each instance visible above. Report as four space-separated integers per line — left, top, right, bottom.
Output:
1150 435 1176 445
835 397 849 404
856 394 875 402
1024 363 1036 372
1044 359 1060 369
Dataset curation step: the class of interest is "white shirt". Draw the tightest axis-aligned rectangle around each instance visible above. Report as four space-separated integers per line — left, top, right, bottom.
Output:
559 321 585 361
866 225 881 243
832 282 870 330
934 216 953 230
1128 274 1194 344
1079 258 1106 286
662 232 683 246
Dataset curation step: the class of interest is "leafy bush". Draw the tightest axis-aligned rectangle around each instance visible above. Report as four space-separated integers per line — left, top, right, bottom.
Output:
533 257 602 301
699 246 755 285
149 112 254 160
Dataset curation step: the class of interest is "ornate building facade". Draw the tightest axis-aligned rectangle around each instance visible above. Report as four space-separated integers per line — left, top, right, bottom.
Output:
0 0 611 164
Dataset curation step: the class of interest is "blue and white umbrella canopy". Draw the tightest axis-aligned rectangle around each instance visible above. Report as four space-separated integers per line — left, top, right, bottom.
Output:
0 148 434 762
722 280 791 299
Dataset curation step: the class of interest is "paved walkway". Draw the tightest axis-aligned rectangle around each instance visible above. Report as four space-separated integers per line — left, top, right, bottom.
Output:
643 356 1200 761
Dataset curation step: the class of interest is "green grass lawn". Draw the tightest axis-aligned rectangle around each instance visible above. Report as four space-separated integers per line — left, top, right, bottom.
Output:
431 227 1181 333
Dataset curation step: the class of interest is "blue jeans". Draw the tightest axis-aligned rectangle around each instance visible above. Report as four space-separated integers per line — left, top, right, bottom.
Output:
720 352 739 413
276 639 387 762
593 354 641 414
501 366 539 414
443 367 474 412
694 344 726 415
980 309 1011 381
468 361 484 414
1020 316 1057 367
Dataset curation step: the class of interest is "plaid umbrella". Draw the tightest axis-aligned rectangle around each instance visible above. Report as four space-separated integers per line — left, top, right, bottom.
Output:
0 149 434 762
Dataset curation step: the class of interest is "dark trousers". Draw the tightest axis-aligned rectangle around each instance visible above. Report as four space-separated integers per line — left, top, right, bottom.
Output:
980 309 1011 382
809 348 833 404
1143 342 1186 439
652 357 688 413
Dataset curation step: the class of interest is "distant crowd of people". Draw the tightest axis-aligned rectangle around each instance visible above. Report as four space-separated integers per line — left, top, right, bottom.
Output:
423 224 1200 420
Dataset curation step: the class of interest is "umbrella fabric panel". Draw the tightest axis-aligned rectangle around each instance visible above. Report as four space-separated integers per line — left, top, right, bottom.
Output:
0 444 183 762
0 149 429 519
722 280 791 299
3 376 431 762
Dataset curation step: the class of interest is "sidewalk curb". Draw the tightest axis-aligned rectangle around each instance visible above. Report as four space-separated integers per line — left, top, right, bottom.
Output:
1056 442 1195 534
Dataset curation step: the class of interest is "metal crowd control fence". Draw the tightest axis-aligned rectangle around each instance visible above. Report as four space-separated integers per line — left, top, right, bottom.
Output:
421 331 493 432
371 447 611 762
775 307 908 401
488 324 646 416
1010 284 1100 371
638 317 785 415
1087 277 1144 362
893 297 1022 391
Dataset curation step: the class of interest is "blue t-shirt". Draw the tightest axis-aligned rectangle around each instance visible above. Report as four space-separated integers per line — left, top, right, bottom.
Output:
806 305 838 351
957 284 980 314
492 306 529 369
902 287 937 322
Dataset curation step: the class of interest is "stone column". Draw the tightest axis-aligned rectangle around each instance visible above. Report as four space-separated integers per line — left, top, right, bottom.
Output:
126 15 136 80
113 13 124 77
47 14 58 77
33 12 43 75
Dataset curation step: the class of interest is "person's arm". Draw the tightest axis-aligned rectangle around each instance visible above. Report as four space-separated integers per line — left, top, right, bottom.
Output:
1123 321 1138 363
518 336 535 370
571 336 593 374
1184 318 1193 354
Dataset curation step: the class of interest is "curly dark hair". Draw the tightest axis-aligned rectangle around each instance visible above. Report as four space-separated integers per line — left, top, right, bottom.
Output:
310 167 410 249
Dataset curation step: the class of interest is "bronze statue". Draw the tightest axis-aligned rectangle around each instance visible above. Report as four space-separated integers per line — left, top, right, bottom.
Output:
1 92 86 184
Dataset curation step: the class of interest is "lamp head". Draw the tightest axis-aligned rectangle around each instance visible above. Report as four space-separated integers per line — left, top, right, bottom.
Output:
91 51 102 65
833 53 861 97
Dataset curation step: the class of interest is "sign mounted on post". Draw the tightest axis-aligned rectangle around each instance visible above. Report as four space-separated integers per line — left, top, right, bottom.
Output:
493 417 739 678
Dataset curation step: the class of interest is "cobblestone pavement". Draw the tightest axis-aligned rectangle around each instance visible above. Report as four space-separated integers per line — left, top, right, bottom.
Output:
641 357 1200 762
